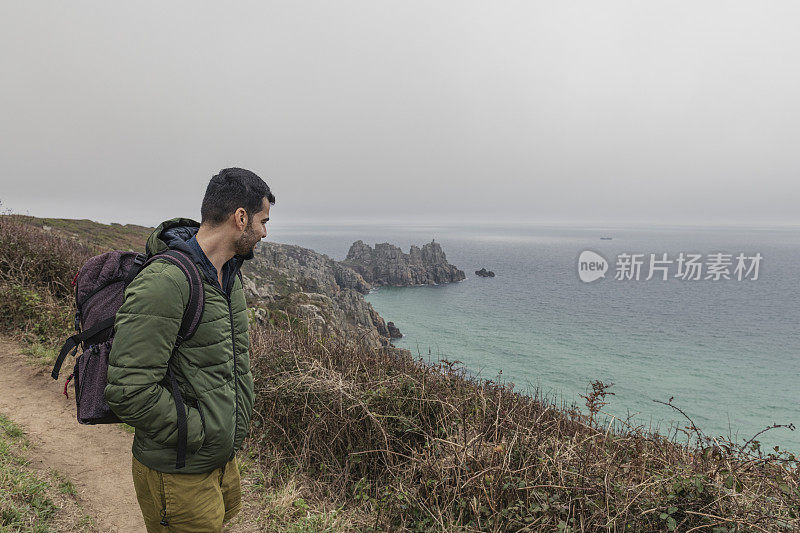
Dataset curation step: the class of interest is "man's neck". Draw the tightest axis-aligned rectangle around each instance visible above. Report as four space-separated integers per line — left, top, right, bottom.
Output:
195 226 235 285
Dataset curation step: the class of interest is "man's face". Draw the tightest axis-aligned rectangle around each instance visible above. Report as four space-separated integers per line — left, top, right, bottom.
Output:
233 197 270 259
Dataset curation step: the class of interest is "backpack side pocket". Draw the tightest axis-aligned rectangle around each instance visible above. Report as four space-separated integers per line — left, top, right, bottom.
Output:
75 339 121 425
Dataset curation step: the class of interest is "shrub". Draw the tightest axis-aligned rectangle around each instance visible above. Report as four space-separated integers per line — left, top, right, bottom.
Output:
246 324 800 531
0 213 92 356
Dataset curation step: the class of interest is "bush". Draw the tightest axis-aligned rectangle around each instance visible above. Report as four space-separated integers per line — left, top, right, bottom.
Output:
246 324 800 531
0 213 92 354
0 213 94 300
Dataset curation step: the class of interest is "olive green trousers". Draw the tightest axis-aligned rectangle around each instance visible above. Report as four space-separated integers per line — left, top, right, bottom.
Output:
132 454 242 532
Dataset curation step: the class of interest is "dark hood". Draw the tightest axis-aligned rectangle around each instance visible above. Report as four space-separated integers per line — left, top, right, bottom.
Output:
145 217 247 296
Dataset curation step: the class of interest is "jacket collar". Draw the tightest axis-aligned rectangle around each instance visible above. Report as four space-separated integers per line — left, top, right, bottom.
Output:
146 217 247 296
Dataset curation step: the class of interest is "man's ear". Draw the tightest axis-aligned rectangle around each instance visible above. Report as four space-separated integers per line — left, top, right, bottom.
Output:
234 208 248 231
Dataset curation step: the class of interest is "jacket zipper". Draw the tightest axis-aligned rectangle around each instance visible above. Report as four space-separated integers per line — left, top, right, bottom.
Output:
210 282 239 461
227 296 239 461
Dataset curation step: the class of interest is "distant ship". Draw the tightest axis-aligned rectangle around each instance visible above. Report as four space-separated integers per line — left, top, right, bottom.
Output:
600 237 613 240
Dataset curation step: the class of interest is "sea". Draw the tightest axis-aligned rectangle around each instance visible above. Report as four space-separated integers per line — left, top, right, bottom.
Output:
266 222 800 454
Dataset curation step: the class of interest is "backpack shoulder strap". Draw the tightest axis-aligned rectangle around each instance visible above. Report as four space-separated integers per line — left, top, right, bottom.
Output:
143 249 205 344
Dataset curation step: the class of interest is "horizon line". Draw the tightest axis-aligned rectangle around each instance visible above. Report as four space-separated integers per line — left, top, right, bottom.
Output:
4 210 800 231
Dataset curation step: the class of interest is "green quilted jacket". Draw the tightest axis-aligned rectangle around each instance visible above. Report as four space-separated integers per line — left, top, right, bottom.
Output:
105 218 254 474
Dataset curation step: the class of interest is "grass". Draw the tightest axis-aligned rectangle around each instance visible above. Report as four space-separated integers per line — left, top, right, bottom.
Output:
223 446 362 532
55 476 78 497
0 415 26 442
12 215 152 253
19 342 60 369
0 414 96 532
242 324 800 531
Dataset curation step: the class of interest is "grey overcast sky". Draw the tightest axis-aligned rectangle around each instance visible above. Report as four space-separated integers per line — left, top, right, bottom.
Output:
1 1 799 227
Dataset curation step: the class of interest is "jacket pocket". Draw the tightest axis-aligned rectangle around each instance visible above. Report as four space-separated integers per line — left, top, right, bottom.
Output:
196 401 206 433
194 401 207 453
237 369 254 442
195 386 235 462
185 402 206 454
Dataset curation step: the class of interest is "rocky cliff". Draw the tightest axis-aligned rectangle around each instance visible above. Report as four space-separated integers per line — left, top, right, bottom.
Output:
342 240 465 286
240 241 406 355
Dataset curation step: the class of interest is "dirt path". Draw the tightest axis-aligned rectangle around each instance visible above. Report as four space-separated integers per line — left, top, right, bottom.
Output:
0 335 145 532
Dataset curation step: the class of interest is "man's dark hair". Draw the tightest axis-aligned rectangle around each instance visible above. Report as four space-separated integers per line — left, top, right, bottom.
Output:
201 167 276 227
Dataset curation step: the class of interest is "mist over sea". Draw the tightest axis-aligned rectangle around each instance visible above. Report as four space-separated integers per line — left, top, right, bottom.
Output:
268 222 800 453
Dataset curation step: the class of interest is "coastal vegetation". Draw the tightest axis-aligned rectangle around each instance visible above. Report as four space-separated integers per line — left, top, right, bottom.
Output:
0 210 798 531
0 413 96 531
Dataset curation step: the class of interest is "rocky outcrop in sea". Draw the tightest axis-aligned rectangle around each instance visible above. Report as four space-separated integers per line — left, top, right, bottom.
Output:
387 321 402 338
342 240 465 286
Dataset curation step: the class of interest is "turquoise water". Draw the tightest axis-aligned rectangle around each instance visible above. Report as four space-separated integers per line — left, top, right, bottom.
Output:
268 222 800 453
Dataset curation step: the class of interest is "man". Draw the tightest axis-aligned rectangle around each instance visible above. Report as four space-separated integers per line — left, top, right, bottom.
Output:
105 167 275 532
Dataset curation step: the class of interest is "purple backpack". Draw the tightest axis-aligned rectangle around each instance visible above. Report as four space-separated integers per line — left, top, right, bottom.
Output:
51 249 204 466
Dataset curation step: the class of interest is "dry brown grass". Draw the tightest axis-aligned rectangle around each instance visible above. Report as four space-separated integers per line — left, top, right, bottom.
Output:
0 213 94 357
246 321 800 532
0 213 96 300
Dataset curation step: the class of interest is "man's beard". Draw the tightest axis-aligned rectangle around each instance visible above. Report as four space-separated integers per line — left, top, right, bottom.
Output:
234 227 259 260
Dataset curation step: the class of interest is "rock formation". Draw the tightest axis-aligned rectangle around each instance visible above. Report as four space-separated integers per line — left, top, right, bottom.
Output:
342 240 465 286
475 268 495 277
240 241 407 355
239 238 463 355
387 321 402 338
